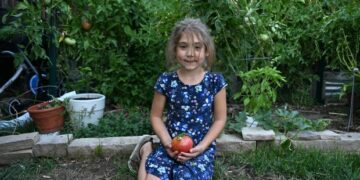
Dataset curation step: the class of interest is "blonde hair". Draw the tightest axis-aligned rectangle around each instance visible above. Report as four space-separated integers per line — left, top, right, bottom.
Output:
166 18 215 70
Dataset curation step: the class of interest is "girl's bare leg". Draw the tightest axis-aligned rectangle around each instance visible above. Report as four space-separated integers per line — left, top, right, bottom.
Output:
137 141 153 180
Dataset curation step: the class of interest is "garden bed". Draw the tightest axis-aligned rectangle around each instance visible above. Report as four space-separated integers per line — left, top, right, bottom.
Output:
1 146 359 180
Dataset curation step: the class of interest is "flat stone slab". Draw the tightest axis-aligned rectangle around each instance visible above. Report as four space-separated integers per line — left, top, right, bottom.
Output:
0 149 33 165
337 133 360 152
293 140 339 150
242 127 275 141
317 130 340 140
288 131 321 140
288 130 340 140
216 134 255 154
0 132 39 154
33 134 74 157
68 136 140 158
293 134 359 152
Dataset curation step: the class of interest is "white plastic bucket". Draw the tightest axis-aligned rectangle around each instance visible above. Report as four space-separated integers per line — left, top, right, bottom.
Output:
69 93 105 127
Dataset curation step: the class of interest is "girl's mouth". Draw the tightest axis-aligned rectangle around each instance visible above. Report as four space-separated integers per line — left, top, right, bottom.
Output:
184 59 196 63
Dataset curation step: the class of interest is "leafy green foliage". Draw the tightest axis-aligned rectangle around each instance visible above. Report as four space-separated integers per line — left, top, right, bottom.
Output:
227 111 247 134
1 0 359 107
189 1 360 105
57 0 171 106
0 0 71 64
234 67 286 114
255 106 331 135
66 107 152 138
226 106 330 137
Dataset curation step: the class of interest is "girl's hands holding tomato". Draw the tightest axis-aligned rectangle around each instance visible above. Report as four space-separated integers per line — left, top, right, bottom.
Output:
175 144 206 163
164 142 179 159
169 133 206 163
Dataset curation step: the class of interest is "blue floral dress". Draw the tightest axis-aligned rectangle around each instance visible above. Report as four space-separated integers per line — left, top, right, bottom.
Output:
145 71 227 180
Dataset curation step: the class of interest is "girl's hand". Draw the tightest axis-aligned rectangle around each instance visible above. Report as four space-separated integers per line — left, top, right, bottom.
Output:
175 144 206 163
164 142 179 159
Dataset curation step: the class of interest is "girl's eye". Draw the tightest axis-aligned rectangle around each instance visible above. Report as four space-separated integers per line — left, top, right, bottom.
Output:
179 45 187 49
195 46 202 50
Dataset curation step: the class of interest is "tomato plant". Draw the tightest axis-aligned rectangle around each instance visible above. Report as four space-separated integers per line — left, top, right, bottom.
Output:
171 133 193 153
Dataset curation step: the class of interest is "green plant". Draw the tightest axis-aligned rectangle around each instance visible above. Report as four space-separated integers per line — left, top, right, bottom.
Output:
0 0 71 65
64 107 152 138
56 0 185 106
94 143 103 157
234 66 286 114
227 111 247 134
254 106 330 135
39 97 63 109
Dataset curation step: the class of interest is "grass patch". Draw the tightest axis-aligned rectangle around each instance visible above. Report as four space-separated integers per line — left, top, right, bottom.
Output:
0 158 57 179
214 146 360 179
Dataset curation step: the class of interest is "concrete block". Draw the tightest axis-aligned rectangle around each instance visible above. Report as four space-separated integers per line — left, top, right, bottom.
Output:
33 134 73 157
67 136 140 158
0 132 39 153
288 131 321 140
0 149 33 165
293 140 339 150
216 134 255 155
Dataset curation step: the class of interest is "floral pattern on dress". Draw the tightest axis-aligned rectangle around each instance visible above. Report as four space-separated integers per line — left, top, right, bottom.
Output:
145 71 227 180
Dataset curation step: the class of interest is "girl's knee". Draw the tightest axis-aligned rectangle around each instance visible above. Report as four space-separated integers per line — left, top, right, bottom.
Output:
145 173 160 180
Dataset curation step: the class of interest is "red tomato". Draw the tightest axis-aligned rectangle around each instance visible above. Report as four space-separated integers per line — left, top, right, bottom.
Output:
171 134 193 153
81 19 92 31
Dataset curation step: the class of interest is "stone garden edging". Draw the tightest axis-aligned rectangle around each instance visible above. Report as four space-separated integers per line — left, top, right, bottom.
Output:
1 128 360 165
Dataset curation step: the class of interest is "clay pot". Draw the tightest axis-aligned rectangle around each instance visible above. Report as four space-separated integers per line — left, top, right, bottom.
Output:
27 101 65 134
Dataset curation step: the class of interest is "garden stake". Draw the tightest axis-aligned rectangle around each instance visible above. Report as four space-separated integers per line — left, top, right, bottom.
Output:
347 67 359 131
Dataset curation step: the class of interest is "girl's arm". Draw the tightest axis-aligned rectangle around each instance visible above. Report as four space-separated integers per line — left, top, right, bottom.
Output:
150 91 178 156
177 88 227 162
196 87 227 149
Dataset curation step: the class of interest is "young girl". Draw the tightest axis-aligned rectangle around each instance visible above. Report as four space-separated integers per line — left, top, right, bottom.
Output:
128 18 227 180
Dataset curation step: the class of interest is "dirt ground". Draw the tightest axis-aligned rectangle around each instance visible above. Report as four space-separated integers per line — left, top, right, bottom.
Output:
33 154 134 180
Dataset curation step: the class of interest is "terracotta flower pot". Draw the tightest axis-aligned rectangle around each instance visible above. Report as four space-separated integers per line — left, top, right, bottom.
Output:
27 101 65 134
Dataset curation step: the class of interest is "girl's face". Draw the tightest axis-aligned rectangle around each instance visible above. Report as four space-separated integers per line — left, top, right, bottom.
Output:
176 32 208 72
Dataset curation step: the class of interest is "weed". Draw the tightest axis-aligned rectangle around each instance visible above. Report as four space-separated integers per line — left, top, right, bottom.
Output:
94 143 104 158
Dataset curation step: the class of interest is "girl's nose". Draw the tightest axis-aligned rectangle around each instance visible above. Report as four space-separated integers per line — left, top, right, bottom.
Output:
186 47 194 56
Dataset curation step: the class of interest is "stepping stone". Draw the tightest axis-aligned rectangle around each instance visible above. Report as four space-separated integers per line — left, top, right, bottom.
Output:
241 127 275 141
33 134 74 157
0 132 39 154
